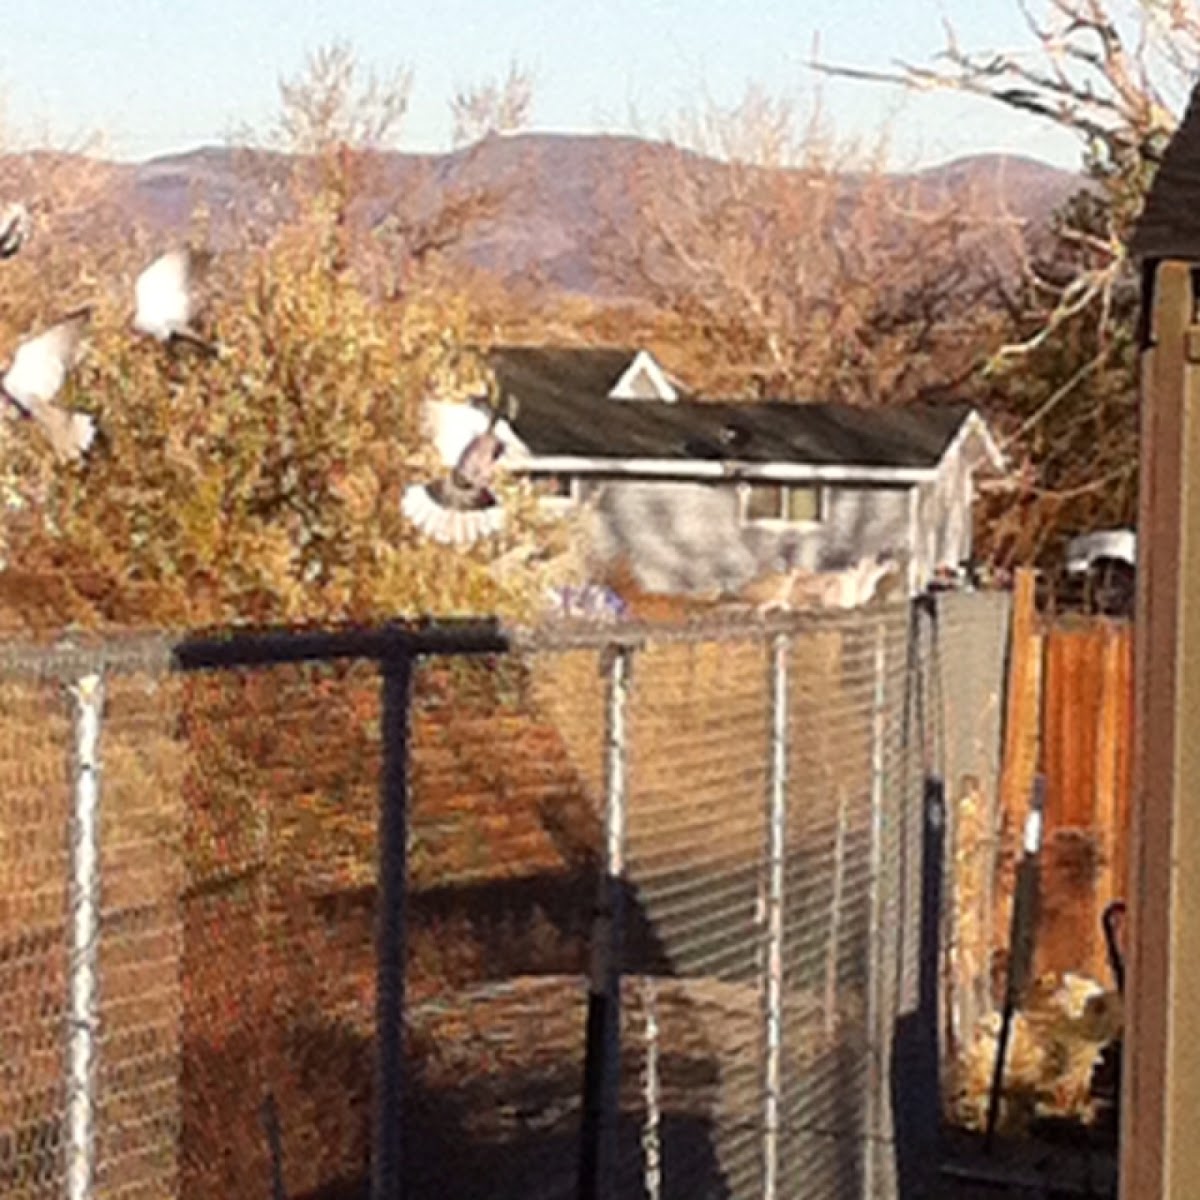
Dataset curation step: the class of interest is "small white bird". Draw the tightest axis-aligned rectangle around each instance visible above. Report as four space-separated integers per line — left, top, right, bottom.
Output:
0 203 32 260
747 550 903 613
401 396 526 546
0 308 96 463
820 552 902 609
132 247 217 354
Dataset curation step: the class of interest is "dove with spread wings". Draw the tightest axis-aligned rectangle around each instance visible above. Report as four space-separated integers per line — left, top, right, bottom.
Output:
401 394 526 546
133 247 219 355
1 308 96 463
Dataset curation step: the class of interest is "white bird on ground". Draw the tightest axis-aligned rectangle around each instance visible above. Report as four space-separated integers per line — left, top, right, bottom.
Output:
401 396 526 546
132 247 217 354
0 308 96 463
819 552 903 609
747 550 903 613
0 203 32 260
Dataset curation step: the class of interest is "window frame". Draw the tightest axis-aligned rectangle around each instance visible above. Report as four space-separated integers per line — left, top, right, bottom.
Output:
737 481 827 526
529 472 581 507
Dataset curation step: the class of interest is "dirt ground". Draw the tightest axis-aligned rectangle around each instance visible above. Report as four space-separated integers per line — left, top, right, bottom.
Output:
934 1127 1118 1199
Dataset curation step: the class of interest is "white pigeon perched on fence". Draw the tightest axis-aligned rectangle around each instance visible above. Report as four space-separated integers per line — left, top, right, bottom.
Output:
133 247 218 354
0 203 31 260
0 308 96 463
401 396 526 546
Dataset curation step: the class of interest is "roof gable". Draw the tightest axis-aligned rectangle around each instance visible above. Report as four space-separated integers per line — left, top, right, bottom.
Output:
610 349 679 401
1131 83 1200 261
486 344 681 402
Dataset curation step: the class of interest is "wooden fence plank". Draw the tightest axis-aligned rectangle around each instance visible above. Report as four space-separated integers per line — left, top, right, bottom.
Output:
993 570 1043 978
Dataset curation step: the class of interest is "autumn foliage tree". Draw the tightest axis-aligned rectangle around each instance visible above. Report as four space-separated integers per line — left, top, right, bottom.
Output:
0 45 569 631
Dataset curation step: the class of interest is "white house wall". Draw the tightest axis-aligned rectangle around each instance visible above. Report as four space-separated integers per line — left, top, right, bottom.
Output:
582 479 918 595
820 486 913 570
913 445 976 588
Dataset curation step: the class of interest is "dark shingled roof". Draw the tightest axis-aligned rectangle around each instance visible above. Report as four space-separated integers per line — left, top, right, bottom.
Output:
1130 84 1200 261
481 343 981 470
488 345 644 399
506 390 977 470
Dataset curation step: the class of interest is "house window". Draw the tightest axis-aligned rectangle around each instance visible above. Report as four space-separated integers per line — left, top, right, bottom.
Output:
741 483 823 524
529 473 578 503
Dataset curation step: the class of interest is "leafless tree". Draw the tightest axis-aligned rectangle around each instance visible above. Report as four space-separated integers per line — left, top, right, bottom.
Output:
601 86 1017 404
814 0 1193 352
450 61 535 147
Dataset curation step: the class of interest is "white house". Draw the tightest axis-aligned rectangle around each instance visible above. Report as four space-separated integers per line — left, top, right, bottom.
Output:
484 345 1005 596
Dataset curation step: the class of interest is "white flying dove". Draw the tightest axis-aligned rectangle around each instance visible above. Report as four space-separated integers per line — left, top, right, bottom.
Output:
401 396 526 546
133 247 217 354
0 204 31 260
1 308 96 463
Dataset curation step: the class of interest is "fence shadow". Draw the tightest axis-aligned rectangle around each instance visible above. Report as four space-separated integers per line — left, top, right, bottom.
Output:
175 645 732 1200
889 776 946 1200
0 600 1010 1200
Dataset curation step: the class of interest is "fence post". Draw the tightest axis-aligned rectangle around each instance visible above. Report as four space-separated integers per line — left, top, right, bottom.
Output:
578 644 633 1200
66 672 104 1200
863 622 889 1200
639 978 662 1200
373 649 414 1200
762 632 789 1200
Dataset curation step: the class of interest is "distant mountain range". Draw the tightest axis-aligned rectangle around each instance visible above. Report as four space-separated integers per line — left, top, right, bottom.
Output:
0 133 1085 300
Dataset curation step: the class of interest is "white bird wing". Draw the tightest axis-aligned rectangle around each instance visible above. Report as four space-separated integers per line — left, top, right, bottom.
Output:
36 406 96 464
491 415 529 461
422 400 492 468
3 313 89 409
134 249 194 336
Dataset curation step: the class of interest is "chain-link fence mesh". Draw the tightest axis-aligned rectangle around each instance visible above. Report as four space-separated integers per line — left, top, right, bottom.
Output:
0 593 1012 1200
934 593 1012 1077
404 649 603 1199
620 634 770 1200
0 673 72 1200
177 658 385 1199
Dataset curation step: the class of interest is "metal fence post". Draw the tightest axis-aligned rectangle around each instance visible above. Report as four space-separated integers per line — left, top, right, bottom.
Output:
763 632 789 1200
863 622 889 1200
67 672 104 1200
579 644 633 1200
639 978 662 1200
373 649 414 1200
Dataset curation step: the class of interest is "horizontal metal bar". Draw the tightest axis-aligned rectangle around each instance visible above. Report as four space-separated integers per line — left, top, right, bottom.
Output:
512 606 905 653
174 620 509 670
0 633 174 680
0 607 908 675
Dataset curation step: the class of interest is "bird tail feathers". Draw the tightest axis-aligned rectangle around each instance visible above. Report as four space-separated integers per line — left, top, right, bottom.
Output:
401 484 504 546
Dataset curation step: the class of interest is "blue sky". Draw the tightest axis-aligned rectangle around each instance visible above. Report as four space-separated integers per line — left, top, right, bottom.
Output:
0 0 1083 168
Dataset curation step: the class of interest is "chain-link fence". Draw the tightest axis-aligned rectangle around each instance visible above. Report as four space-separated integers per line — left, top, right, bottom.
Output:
0 594 1011 1200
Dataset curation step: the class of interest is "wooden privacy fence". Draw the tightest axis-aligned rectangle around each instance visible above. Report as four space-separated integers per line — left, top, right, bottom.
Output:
996 578 1134 986
1039 619 1134 980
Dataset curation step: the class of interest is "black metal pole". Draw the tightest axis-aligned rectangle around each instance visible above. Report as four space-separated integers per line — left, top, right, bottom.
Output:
373 650 414 1200
985 774 1046 1152
578 881 625 1200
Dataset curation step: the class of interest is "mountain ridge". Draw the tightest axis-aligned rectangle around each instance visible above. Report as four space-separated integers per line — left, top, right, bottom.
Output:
0 133 1085 299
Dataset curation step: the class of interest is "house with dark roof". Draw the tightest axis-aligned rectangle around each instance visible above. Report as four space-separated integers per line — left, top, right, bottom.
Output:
484 345 1004 596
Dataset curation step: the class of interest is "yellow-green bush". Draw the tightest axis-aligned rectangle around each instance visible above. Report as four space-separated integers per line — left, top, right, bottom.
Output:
0 198 573 629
